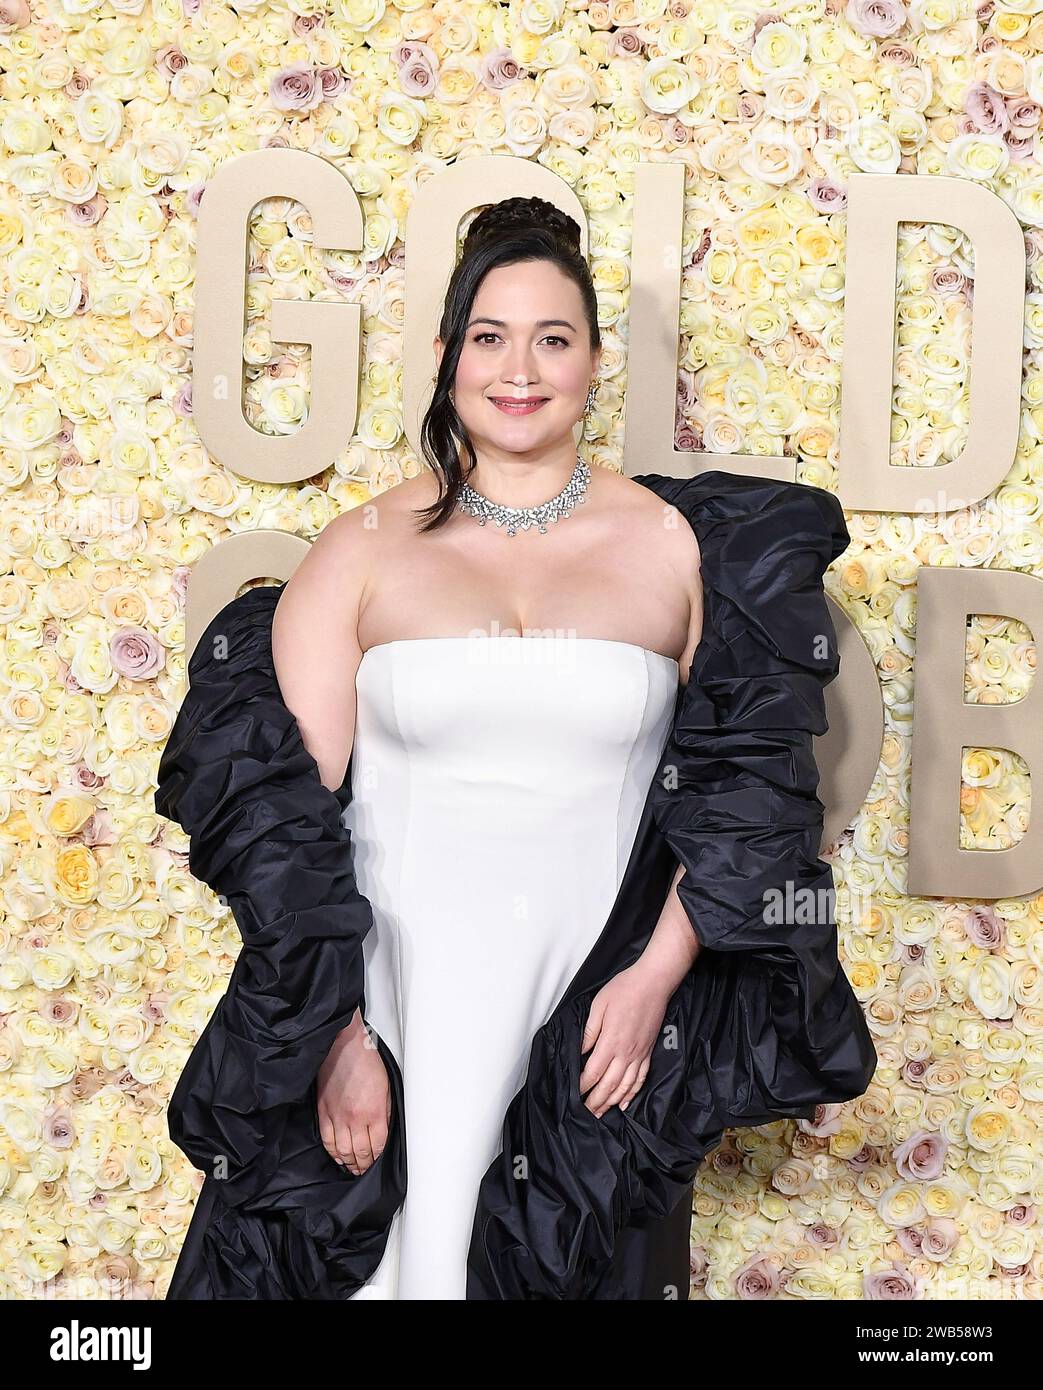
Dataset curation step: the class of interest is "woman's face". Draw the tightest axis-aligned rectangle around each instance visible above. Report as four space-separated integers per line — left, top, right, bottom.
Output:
435 259 600 459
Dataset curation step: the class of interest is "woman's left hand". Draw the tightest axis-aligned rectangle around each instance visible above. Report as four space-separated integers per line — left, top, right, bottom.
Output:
578 960 677 1118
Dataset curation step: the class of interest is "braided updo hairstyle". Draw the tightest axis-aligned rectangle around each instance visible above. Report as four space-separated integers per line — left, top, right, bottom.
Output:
414 195 601 533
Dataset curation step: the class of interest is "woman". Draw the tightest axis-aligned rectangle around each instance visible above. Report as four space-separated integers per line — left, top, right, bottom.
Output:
155 197 877 1301
273 196 702 1299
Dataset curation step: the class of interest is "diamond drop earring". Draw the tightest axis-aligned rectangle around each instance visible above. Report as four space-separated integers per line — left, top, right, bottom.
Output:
584 378 599 417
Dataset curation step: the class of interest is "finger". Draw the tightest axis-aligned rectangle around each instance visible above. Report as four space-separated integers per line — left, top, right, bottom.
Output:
578 1039 612 1096
580 998 605 1054
584 1058 627 1115
611 1060 644 1111
333 1117 359 1174
599 1061 638 1113
368 1121 388 1161
353 1125 374 1171
620 1058 651 1111
318 1109 341 1163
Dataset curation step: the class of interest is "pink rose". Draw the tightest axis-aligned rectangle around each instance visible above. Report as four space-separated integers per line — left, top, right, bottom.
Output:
0 0 30 27
109 626 165 680
394 39 437 97
808 177 847 213
43 1106 76 1148
737 91 764 123
734 1258 780 1299
808 1223 839 1247
1006 96 1041 133
143 994 168 1023
901 1058 928 1087
846 0 907 38
897 1217 958 1260
318 67 348 99
930 266 968 296
677 368 698 412
610 29 644 56
42 998 77 1024
894 1129 948 1180
270 63 324 113
920 1217 959 1259
864 1265 918 1298
800 1102 846 1135
963 904 1005 948
81 810 117 847
1005 130 1036 161
399 54 436 97
479 49 523 90
173 381 193 418
706 1143 742 1176
965 81 1009 133
155 46 188 80
67 195 106 227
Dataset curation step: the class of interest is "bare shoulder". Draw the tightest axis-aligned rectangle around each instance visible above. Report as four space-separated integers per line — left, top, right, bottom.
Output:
276 474 437 625
319 472 440 557
591 466 701 576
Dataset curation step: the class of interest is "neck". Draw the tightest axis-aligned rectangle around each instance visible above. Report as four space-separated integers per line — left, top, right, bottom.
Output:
462 451 578 506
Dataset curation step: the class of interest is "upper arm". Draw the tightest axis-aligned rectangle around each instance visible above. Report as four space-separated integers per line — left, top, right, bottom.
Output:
271 509 372 793
671 515 702 688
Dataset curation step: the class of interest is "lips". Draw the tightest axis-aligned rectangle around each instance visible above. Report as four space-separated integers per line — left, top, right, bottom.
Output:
489 397 549 415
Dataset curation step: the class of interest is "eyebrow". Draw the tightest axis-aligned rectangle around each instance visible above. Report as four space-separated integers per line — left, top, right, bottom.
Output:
467 317 577 331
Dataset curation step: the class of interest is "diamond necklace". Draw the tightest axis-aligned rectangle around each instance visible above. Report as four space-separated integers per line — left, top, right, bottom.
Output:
456 455 591 537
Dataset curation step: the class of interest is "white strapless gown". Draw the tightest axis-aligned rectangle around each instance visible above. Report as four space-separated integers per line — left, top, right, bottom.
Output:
341 635 679 1300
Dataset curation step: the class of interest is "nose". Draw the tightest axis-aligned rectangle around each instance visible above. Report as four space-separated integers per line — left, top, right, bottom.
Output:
501 348 539 385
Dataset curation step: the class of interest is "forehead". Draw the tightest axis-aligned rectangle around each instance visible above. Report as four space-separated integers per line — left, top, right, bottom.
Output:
471 260 582 315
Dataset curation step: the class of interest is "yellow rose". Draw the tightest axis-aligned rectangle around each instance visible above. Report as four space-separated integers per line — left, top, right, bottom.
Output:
45 795 93 837
965 1102 1012 1152
947 133 1009 182
54 845 99 905
640 56 697 114
376 93 423 145
356 405 402 450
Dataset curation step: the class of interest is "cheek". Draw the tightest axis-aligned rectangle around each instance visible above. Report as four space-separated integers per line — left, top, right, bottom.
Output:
454 352 489 391
548 359 591 394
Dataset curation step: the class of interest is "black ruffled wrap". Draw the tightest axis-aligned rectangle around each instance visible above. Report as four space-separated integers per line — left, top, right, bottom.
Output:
155 468 877 1301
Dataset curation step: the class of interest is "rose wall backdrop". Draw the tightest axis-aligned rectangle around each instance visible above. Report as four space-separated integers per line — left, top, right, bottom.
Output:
2 0 1043 1301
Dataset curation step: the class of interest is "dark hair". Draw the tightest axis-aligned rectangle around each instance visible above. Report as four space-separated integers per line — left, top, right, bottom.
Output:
413 195 601 533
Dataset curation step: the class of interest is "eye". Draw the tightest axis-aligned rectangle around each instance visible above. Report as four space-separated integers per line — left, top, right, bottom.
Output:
470 333 570 347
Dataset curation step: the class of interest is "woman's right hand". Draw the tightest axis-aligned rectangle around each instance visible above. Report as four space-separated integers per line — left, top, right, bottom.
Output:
317 1010 391 1175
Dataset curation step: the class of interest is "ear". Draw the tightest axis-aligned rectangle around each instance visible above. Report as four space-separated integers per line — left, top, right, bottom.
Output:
433 336 443 373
